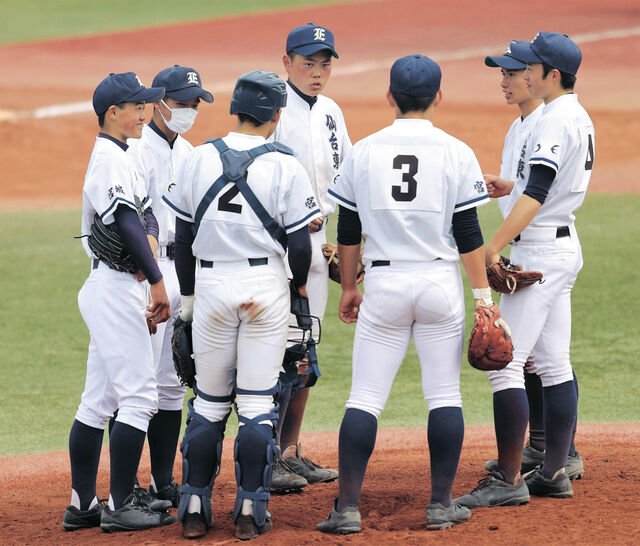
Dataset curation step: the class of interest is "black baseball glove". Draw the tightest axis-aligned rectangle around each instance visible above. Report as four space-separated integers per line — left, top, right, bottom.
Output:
171 317 195 388
86 214 137 273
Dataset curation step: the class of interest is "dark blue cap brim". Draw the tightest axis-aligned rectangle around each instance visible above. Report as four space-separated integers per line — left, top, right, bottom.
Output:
484 55 527 70
166 86 214 103
290 43 338 58
126 86 165 104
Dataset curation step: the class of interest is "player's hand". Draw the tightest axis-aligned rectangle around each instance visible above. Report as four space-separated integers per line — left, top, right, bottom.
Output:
339 287 362 324
485 246 501 267
147 279 171 325
146 316 158 335
309 217 324 233
484 174 514 198
134 269 147 282
296 284 309 299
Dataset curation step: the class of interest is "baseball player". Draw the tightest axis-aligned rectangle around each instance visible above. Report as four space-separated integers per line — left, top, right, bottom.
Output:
317 54 500 534
482 43 583 480
269 22 352 491
127 65 213 507
456 31 593 507
63 72 176 533
162 70 320 540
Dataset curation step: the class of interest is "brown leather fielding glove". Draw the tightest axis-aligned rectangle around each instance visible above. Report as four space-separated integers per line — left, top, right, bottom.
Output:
486 256 543 294
321 242 365 284
468 303 514 371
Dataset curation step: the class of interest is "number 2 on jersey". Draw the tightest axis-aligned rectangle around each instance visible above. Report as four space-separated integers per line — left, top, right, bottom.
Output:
218 185 242 213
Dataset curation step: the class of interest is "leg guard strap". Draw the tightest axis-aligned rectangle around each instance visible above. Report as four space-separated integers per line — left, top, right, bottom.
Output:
178 398 229 526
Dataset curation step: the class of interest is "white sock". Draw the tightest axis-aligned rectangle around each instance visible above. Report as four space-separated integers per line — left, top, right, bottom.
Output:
108 494 115 511
188 495 201 514
241 498 253 516
88 496 99 510
70 489 81 509
150 475 157 492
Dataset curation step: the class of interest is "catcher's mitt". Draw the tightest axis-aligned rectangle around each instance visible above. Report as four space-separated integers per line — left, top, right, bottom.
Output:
321 242 365 284
487 256 543 294
468 303 513 371
171 316 195 388
86 215 137 273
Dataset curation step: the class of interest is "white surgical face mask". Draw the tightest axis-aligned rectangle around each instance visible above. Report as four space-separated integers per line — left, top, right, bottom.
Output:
160 99 198 133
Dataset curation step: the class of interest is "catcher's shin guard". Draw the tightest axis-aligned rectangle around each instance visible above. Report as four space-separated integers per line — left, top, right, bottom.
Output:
233 384 279 528
178 397 230 527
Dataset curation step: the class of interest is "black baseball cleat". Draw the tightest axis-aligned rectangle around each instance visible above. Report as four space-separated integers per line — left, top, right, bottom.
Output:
270 457 308 493
100 492 176 532
316 499 361 534
150 477 181 508
524 467 573 498
182 511 208 539
235 515 272 540
62 502 103 531
455 471 530 508
284 444 339 484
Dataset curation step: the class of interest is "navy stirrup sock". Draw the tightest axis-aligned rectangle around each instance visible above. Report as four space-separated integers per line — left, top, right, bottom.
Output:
337 408 377 511
148 409 182 489
542 380 577 478
428 407 464 506
109 421 146 508
524 372 545 451
569 370 579 456
493 388 529 483
69 420 104 510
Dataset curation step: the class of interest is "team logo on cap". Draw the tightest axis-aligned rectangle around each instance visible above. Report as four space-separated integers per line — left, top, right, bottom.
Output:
314 27 326 41
186 72 199 85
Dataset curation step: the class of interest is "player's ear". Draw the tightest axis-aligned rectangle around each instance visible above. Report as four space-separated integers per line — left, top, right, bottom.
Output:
433 89 443 108
385 88 395 108
272 108 282 124
283 54 292 72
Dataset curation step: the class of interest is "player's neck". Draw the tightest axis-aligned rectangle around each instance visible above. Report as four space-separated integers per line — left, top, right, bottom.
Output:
519 98 541 119
235 121 272 139
396 110 433 121
543 87 573 105
99 124 128 144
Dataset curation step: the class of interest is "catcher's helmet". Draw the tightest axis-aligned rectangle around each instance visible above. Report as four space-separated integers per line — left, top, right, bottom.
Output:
230 70 287 124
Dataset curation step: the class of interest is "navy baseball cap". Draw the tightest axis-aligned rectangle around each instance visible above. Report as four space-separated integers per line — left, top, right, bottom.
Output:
515 32 582 75
485 41 530 70
152 65 213 103
390 54 441 97
286 23 338 58
92 72 164 115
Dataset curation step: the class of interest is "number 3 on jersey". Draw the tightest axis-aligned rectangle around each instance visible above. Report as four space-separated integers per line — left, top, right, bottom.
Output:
369 145 443 211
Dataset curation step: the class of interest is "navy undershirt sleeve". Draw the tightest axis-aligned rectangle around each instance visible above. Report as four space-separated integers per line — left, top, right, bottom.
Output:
337 205 362 245
287 226 312 288
523 164 556 205
143 207 159 240
452 207 484 254
174 217 196 295
113 205 163 284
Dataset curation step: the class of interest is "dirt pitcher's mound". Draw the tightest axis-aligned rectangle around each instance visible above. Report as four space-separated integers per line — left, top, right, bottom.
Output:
1 423 638 545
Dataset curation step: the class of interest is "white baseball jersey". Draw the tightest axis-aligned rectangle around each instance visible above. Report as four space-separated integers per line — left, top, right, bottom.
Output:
329 118 490 264
498 104 543 217
162 132 321 261
127 123 193 246
80 135 150 258
505 94 594 227
271 82 352 217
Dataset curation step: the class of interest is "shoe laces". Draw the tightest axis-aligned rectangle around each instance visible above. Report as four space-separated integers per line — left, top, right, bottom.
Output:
469 474 496 493
299 455 324 471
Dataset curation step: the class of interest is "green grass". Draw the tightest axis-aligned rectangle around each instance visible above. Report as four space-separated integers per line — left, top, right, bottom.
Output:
0 195 638 457
0 0 356 45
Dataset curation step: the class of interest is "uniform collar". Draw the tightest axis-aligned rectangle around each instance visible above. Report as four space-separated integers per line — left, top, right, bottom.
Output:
286 80 318 109
148 119 176 149
391 118 434 131
543 92 578 113
98 132 128 151
225 131 267 144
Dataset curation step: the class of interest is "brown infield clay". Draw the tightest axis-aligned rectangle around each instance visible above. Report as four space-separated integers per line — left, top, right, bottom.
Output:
1 423 639 544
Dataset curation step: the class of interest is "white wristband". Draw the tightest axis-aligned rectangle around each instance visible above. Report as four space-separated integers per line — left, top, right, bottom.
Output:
179 294 195 321
472 287 492 307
